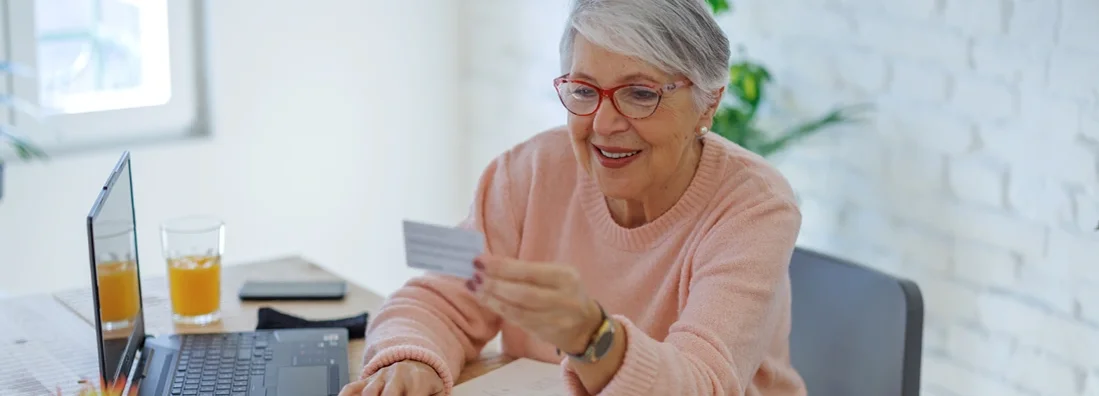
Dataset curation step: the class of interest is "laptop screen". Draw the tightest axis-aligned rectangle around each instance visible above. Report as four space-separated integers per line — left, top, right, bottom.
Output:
86 152 146 389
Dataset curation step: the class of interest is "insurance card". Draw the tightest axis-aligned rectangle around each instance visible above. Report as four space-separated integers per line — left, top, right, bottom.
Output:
402 220 484 279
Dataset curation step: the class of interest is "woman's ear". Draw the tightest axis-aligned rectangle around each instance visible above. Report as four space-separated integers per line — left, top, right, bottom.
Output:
698 86 725 125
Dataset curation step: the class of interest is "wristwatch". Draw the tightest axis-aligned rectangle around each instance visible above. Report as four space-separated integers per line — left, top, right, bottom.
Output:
562 302 616 363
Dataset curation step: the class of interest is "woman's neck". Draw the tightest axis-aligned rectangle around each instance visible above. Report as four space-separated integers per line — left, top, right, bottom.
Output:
607 139 705 228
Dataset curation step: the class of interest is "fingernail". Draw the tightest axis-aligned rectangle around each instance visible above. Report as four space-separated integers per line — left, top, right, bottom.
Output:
466 279 476 292
473 259 485 270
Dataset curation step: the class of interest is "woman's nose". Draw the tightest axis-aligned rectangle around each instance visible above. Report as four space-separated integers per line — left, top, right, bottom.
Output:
591 98 627 136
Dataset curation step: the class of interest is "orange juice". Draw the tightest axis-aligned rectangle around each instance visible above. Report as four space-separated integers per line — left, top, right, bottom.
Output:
96 260 140 324
167 255 221 317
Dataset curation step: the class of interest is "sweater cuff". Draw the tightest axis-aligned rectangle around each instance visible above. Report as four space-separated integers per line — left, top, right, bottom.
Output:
560 315 660 396
560 358 591 395
598 315 660 395
361 345 455 391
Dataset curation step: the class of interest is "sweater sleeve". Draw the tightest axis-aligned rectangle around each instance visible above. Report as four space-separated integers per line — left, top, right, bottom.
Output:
360 153 526 392
562 193 802 395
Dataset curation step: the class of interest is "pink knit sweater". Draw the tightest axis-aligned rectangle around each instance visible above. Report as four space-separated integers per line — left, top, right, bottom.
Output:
360 127 807 395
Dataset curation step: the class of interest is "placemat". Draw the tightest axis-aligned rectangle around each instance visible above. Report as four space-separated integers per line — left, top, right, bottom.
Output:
0 296 101 396
54 277 235 337
55 278 174 337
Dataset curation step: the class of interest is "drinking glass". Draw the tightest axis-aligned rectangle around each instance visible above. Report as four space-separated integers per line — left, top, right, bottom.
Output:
161 216 224 325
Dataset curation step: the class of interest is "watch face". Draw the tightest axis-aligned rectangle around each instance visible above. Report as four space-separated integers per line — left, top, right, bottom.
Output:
593 330 614 356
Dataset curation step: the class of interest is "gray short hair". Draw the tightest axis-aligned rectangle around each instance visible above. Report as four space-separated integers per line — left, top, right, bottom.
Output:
559 0 731 109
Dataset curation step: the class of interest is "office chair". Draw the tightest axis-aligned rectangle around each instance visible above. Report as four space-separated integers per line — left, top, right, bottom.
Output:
787 247 924 396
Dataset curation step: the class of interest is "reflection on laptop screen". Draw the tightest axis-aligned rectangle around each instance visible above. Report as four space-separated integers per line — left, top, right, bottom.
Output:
87 153 146 389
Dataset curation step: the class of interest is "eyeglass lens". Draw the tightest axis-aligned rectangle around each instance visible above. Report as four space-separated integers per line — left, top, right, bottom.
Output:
556 82 661 118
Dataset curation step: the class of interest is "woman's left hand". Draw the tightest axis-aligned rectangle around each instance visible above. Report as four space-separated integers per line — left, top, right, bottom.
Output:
469 254 602 355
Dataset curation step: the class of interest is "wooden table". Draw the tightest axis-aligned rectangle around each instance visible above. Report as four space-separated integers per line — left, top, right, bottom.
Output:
0 256 514 395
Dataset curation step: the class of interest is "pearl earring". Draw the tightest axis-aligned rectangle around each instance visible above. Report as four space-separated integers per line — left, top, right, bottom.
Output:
698 126 709 136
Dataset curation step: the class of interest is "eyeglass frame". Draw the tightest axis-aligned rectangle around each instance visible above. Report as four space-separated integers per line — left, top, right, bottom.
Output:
552 73 693 119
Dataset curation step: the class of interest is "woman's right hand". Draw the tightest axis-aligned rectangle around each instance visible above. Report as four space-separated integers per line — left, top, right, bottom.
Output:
338 360 445 396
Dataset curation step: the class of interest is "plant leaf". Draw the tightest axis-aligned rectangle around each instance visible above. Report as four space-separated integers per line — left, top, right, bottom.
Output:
755 103 874 157
726 61 772 122
0 125 48 161
711 106 752 143
706 0 731 15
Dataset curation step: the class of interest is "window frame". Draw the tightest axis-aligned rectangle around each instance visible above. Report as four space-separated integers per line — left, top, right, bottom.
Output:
0 0 212 157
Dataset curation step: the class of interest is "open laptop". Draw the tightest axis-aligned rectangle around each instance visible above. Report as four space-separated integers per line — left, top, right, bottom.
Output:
85 151 350 396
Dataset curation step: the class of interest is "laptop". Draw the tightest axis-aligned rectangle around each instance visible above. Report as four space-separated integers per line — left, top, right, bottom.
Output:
85 151 350 396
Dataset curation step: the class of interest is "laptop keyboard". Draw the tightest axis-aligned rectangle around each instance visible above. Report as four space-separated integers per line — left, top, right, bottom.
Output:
170 332 273 396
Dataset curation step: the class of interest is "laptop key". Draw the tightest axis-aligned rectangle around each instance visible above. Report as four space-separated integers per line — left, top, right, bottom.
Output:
249 375 265 391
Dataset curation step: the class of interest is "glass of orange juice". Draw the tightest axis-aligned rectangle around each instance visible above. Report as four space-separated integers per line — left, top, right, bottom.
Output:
92 220 141 331
161 216 225 325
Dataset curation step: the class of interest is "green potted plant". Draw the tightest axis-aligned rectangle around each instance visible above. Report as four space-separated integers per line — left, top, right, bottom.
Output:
706 0 871 158
0 61 48 201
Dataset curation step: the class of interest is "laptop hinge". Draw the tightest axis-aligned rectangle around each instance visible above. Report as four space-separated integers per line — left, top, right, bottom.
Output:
120 346 154 396
138 348 155 379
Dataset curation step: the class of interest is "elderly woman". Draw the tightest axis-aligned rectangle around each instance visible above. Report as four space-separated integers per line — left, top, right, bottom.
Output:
340 0 806 395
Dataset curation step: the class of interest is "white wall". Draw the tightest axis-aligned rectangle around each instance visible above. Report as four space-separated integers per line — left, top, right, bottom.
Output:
457 0 571 194
0 0 467 298
462 0 1099 395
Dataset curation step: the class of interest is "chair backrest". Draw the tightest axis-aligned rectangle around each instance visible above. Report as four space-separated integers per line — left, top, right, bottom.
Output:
788 247 924 396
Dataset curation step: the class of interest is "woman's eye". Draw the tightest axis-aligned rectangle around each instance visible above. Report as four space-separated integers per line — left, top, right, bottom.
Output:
572 87 596 97
629 89 658 101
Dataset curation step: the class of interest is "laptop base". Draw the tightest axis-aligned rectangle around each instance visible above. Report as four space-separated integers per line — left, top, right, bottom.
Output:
135 328 349 396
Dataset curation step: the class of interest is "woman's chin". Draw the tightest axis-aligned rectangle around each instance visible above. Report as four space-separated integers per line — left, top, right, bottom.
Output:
584 158 645 198
593 177 643 201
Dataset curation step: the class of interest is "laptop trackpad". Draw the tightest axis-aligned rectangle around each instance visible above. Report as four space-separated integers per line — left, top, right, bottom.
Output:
276 366 328 396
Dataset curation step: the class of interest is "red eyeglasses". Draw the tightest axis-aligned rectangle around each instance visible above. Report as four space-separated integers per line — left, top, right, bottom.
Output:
553 74 692 119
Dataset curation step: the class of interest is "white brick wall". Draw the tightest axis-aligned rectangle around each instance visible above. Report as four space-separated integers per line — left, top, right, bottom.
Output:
1083 100 1099 135
460 0 1099 394
942 0 1007 37
1008 0 1060 45
1060 0 1099 53
971 38 1048 88
951 75 1018 121
953 242 1017 289
948 155 1007 209
888 60 953 103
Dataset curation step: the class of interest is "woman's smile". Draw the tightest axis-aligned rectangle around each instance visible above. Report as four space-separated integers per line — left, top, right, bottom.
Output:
592 144 643 169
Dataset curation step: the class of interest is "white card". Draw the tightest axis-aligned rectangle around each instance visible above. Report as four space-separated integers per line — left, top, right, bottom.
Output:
403 220 484 279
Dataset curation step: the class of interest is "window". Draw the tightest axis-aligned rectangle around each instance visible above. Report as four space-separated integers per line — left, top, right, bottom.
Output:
1 0 206 153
